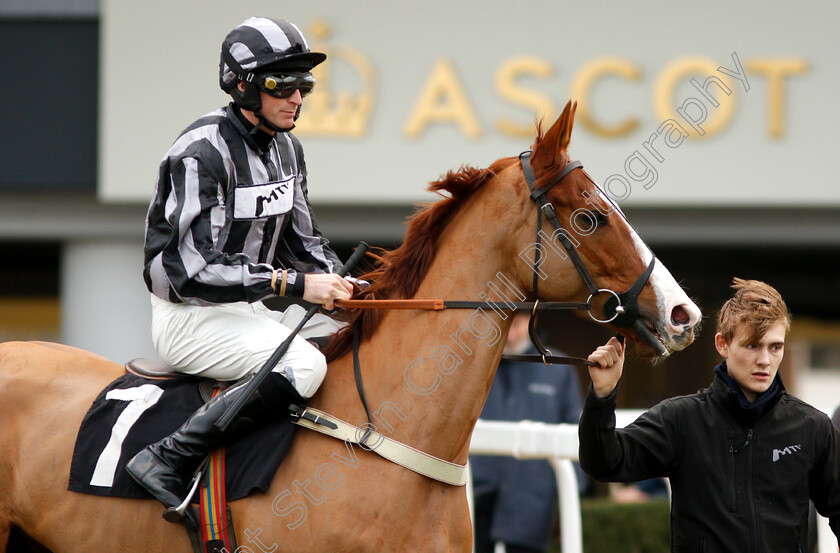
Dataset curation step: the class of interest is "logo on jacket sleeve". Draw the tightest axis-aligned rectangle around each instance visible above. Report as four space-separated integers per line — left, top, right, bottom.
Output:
772 444 801 462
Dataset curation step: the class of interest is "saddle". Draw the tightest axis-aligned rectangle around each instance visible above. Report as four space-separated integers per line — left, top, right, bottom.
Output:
125 357 194 380
125 358 220 401
68 367 297 502
70 358 303 553
122 331 331 400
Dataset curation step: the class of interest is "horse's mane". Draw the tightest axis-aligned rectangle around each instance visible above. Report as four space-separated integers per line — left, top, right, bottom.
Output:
322 156 519 362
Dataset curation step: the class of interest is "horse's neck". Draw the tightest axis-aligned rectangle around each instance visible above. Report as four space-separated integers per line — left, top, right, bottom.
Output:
318 205 519 466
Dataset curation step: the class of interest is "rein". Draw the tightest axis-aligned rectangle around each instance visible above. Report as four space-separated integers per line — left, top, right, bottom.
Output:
334 299 589 312
334 298 594 366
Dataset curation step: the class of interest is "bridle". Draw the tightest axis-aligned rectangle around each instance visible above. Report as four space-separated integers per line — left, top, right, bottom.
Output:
519 152 657 323
335 152 658 365
502 151 656 363
335 153 660 446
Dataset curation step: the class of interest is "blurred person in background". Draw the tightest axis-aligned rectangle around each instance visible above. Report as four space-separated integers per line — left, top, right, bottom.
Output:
471 313 587 553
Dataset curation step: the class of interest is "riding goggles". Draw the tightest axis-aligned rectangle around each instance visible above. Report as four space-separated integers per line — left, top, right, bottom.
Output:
257 72 316 98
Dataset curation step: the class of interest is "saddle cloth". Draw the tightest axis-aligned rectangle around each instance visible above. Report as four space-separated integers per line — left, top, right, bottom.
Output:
68 373 297 501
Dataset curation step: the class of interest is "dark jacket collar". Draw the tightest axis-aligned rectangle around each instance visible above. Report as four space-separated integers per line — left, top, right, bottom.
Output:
226 103 276 155
711 361 785 423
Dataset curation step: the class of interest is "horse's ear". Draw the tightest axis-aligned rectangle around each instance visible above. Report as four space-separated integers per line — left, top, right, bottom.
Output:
531 101 576 173
561 101 577 151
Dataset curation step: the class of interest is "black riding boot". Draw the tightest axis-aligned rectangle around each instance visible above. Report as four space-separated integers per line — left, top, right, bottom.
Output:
125 372 303 521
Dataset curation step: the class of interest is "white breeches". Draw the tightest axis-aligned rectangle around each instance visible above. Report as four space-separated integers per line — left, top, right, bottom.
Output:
150 294 344 398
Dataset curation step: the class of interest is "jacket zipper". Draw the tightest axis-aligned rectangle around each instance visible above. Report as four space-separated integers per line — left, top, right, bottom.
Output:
261 149 279 181
727 450 736 510
743 429 757 553
728 428 752 510
258 147 280 263
729 428 755 549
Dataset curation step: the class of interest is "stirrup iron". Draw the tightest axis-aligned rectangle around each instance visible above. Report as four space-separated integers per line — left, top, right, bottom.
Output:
162 458 208 523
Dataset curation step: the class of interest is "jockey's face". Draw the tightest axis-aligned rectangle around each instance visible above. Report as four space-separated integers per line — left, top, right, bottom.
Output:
257 88 302 131
237 81 303 132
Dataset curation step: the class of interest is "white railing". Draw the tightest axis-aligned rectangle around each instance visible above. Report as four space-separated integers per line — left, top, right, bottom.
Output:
818 511 836 553
467 411 643 553
468 411 836 553
468 420 583 553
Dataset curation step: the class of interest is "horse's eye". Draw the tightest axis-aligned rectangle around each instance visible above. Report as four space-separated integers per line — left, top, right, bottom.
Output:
590 210 609 228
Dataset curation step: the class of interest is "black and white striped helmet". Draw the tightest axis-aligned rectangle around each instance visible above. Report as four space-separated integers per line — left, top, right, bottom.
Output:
219 17 326 108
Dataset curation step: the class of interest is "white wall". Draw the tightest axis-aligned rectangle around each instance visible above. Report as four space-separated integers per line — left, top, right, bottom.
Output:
0 0 98 16
60 239 159 364
100 0 840 206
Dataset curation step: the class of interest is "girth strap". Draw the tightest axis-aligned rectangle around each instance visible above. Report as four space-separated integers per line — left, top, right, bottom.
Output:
292 407 468 486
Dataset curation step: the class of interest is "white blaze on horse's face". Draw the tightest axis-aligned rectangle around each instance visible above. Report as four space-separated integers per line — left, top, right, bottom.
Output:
630 229 702 353
596 186 702 354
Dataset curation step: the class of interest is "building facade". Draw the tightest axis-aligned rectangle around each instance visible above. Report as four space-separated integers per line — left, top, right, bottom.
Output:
2 0 839 410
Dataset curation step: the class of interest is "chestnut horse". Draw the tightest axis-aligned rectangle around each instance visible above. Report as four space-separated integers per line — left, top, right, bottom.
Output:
0 102 700 553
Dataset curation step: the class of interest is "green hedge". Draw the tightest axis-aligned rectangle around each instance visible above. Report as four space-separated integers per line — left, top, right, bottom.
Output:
552 498 671 553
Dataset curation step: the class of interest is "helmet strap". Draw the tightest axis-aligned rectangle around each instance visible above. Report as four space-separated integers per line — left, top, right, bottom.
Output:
222 49 262 111
252 112 295 134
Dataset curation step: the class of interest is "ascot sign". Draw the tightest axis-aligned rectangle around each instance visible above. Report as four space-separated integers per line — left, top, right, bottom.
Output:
296 24 807 142
100 12 821 205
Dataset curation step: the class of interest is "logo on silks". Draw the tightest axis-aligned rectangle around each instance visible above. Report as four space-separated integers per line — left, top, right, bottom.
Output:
233 177 295 220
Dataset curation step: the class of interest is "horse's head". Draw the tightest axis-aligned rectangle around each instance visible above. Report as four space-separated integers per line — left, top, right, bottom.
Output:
502 101 701 358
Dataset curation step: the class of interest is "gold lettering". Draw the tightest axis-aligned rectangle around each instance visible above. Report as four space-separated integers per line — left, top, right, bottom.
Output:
654 57 736 138
403 58 482 139
494 57 556 138
571 58 641 138
745 58 808 138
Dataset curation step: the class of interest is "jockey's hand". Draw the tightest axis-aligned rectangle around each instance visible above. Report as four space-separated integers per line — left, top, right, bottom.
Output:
304 273 353 310
587 336 625 398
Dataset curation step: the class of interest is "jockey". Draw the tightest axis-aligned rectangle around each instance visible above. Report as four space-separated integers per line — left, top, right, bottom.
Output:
126 16 354 519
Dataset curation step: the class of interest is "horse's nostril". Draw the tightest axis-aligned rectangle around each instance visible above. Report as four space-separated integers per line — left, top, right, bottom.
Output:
671 305 690 325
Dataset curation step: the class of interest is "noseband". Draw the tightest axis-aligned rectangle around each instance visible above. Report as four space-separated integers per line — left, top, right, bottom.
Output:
519 150 656 330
